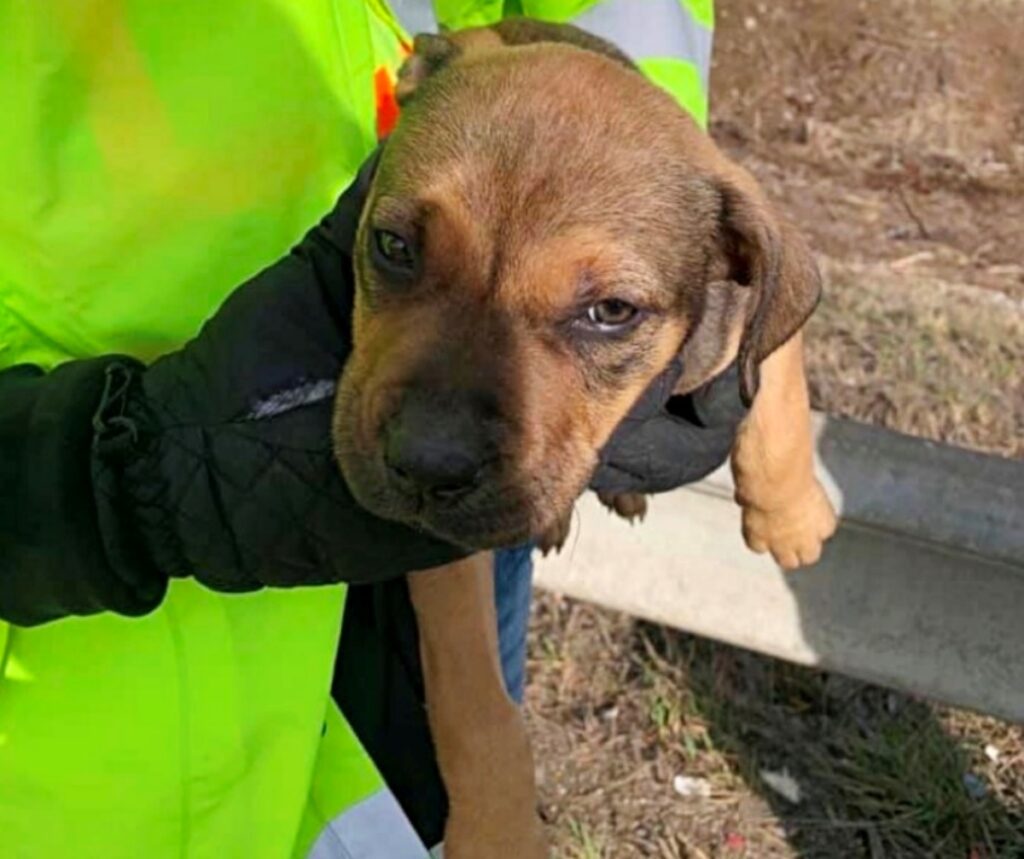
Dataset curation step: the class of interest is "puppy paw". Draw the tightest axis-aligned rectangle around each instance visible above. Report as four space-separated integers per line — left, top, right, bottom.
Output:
596 491 648 523
741 480 837 571
537 514 572 556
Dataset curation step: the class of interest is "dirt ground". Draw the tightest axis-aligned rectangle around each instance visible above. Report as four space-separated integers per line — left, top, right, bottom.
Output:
525 1 1024 856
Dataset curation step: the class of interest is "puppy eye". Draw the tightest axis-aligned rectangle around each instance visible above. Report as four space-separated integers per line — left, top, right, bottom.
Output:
373 229 415 269
583 299 640 330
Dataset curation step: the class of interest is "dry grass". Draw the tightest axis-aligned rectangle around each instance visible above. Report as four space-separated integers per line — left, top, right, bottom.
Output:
528 596 1024 858
526 0 1024 855
806 258 1024 458
712 0 1024 298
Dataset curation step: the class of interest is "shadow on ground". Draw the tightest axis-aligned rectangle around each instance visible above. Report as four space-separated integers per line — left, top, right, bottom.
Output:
637 619 1024 859
526 592 1024 858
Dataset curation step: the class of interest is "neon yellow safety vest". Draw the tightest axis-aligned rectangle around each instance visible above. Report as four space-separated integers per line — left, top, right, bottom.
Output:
0 3 711 857
395 0 714 127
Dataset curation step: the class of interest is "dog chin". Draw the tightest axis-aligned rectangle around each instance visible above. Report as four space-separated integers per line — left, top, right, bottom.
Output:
364 494 535 550
419 514 536 551
338 448 572 549
349 478 544 550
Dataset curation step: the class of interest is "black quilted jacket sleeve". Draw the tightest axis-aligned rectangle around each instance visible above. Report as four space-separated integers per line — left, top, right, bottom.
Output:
0 359 168 625
0 175 466 627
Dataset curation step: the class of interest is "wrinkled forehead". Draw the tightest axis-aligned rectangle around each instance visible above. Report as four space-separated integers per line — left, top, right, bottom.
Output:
366 45 723 305
380 45 690 209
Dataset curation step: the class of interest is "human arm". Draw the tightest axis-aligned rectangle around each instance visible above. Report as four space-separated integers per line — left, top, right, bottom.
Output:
0 173 466 627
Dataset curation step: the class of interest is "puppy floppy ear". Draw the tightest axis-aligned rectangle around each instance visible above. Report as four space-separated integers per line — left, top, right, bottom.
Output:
395 33 462 105
714 171 822 405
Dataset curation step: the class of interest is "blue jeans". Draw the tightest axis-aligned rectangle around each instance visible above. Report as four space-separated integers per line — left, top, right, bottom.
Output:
493 545 534 704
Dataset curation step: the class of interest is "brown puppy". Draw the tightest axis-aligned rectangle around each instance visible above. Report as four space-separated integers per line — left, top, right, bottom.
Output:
333 21 837 857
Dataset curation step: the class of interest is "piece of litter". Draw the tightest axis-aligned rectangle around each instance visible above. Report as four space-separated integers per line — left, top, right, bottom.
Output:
984 744 1000 762
963 773 987 800
724 832 747 851
760 767 802 804
672 775 712 798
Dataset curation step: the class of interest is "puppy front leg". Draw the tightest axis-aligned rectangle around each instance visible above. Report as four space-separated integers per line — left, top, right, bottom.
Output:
407 554 548 858
731 332 837 569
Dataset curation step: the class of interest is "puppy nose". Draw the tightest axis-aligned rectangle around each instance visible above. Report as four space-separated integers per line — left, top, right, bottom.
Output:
383 392 494 501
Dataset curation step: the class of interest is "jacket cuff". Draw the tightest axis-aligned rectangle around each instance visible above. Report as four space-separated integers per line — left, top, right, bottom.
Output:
0 359 167 626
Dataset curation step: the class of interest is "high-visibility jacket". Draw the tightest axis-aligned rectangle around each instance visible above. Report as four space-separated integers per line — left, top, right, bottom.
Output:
391 0 713 126
0 2 712 857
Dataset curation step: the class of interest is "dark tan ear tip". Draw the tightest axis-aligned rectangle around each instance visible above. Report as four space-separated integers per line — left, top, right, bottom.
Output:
411 32 443 51
738 359 759 408
412 32 459 66
396 33 460 105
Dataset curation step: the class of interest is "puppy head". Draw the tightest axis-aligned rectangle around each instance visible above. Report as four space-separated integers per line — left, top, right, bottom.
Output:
333 26 820 549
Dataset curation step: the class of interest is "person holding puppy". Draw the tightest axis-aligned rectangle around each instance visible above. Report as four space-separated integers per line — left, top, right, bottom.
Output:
0 3 728 856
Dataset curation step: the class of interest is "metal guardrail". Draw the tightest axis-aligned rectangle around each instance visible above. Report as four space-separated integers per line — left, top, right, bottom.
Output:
536 413 1024 722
